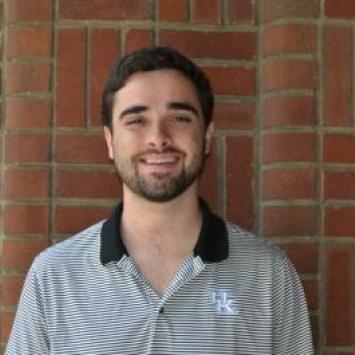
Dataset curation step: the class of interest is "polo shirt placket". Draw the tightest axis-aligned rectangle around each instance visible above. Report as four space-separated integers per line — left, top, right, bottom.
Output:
152 256 206 354
116 250 207 351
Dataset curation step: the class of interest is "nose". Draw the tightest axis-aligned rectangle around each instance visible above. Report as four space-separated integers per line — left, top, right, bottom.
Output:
147 122 172 151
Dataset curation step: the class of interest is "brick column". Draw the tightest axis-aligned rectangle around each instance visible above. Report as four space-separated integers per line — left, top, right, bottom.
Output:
0 0 54 350
261 0 355 353
261 0 320 350
158 0 257 226
324 0 355 350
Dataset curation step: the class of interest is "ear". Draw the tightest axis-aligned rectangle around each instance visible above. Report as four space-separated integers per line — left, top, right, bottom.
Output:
204 122 214 155
103 126 114 160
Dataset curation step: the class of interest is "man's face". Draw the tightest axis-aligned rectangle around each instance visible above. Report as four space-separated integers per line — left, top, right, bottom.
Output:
104 69 214 202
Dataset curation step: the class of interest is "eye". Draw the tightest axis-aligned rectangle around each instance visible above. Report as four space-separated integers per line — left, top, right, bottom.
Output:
173 115 192 124
125 116 146 126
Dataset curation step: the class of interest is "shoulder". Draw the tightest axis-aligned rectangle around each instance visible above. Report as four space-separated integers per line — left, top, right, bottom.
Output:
222 221 301 288
224 221 288 266
32 220 105 275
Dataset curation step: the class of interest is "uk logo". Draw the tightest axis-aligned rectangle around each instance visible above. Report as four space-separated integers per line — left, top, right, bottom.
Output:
210 291 238 315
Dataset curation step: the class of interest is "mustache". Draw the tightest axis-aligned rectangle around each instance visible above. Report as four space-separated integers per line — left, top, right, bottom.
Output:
133 147 186 160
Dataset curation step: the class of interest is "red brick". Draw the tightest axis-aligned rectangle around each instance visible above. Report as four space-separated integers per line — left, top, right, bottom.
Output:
263 132 317 163
280 243 319 273
326 245 354 345
263 25 316 55
325 208 355 237
1 311 14 343
5 133 50 163
263 206 318 236
264 0 319 22
192 0 221 24
228 0 255 24
56 169 121 199
5 0 52 22
160 31 256 60
55 205 112 234
325 171 355 199
56 133 109 164
324 134 355 164
3 239 50 270
325 0 355 19
6 26 51 58
2 274 25 306
125 29 153 54
158 0 188 22
263 169 317 199
214 101 255 130
5 62 50 93
226 136 254 229
324 27 352 126
56 28 85 127
59 0 151 20
4 205 49 235
263 96 317 127
89 29 120 126
4 169 49 199
5 99 51 128
199 138 219 213
302 279 318 311
204 66 255 96
263 60 317 92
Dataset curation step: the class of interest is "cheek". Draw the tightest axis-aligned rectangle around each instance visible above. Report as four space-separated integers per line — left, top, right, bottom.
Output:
177 133 205 160
115 134 146 161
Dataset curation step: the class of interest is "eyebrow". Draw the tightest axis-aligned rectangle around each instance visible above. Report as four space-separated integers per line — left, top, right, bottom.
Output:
118 101 199 120
168 101 199 117
119 105 148 119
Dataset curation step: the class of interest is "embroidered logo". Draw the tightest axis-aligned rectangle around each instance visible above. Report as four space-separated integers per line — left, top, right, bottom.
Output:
210 291 238 315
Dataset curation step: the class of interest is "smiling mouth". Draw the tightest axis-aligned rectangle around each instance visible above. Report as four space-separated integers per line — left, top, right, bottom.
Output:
139 155 180 165
137 154 181 175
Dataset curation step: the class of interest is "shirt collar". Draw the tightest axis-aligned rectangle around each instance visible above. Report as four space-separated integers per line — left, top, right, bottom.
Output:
100 199 228 265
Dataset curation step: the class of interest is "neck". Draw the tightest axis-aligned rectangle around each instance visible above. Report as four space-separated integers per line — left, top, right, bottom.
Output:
120 185 202 256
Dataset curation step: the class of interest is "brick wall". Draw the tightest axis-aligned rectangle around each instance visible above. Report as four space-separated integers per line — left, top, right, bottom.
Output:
0 0 354 354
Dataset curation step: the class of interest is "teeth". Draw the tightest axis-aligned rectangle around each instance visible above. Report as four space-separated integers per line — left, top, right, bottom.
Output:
145 158 175 164
143 156 176 164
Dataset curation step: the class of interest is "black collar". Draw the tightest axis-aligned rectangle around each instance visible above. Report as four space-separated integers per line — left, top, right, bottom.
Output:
100 199 228 265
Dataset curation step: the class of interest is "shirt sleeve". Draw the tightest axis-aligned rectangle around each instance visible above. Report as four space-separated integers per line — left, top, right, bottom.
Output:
272 253 314 355
5 258 50 355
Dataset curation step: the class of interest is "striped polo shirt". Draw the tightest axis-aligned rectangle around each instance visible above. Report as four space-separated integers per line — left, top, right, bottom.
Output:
6 201 313 354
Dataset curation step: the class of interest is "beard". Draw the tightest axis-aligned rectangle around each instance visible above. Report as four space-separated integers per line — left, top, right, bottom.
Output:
115 145 206 203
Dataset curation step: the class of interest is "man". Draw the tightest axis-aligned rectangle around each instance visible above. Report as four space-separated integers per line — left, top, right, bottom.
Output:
6 47 313 354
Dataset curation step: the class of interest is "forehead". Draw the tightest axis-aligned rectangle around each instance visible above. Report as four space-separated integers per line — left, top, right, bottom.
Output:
113 69 201 109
